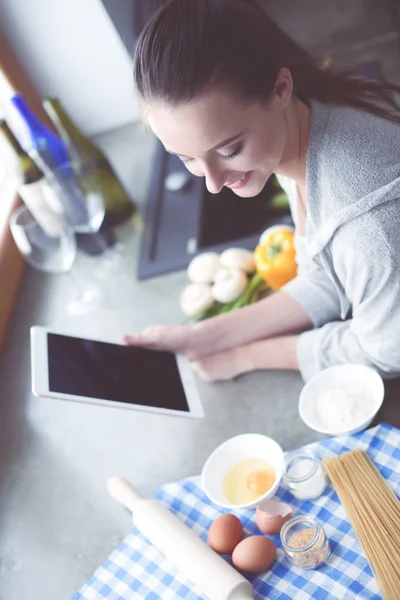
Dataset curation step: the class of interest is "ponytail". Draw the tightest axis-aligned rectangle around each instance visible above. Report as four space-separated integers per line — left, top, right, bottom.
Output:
134 0 400 124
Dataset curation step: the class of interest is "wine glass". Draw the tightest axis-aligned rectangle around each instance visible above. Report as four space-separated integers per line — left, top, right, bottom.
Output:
10 205 101 315
46 161 106 234
48 161 124 271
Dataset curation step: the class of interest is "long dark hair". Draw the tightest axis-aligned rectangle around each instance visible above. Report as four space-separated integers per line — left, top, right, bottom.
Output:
134 0 400 124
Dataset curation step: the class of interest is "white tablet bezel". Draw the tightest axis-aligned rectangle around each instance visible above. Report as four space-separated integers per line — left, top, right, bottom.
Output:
30 326 204 419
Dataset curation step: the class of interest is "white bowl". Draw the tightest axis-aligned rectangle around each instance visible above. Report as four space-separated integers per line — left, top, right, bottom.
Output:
299 364 384 436
201 434 284 509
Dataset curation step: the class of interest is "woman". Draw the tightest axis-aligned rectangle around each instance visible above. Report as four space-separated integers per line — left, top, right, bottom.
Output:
126 0 400 383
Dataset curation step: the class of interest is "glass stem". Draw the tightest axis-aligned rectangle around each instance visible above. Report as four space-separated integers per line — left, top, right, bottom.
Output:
67 267 85 295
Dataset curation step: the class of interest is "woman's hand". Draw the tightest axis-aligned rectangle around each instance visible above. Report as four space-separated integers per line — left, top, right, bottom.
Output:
124 290 310 364
124 312 243 360
125 326 252 380
124 323 215 360
191 336 299 382
190 347 252 382
124 324 206 360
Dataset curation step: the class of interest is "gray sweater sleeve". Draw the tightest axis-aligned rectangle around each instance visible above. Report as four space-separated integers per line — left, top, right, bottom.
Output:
295 205 400 381
282 237 342 327
276 173 342 327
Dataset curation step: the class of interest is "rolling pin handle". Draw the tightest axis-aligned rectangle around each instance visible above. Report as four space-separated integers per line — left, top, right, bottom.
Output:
107 477 142 513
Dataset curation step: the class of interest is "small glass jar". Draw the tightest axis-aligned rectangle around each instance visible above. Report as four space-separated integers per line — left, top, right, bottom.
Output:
283 451 328 500
280 515 330 569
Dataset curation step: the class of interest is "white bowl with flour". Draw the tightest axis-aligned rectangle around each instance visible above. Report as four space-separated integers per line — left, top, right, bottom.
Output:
299 364 385 436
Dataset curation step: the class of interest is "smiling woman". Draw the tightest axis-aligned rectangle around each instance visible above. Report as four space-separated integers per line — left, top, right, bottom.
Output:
0 33 53 354
128 0 400 384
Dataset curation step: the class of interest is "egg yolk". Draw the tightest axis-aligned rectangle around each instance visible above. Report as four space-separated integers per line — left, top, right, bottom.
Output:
223 458 276 504
246 470 275 496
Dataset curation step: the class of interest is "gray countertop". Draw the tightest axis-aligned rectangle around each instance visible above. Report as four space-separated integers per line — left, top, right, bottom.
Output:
0 122 392 600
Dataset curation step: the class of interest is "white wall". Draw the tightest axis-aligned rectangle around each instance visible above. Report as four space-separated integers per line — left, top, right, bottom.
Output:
1 0 139 136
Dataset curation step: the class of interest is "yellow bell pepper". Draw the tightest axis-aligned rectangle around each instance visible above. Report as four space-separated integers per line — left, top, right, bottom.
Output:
254 227 297 291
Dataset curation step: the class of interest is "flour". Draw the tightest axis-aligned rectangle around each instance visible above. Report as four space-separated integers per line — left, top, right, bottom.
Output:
314 383 378 432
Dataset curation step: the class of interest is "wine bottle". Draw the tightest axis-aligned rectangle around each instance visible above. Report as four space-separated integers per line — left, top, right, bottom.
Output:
11 93 70 171
11 93 91 228
11 96 117 253
0 119 65 237
43 98 136 226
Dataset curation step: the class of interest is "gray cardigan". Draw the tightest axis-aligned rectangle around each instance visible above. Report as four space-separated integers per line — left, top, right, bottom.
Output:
278 100 400 381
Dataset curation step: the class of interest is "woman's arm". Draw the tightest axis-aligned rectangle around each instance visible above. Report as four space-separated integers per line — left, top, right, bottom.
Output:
189 335 299 381
189 204 400 384
190 290 311 357
125 258 343 361
294 208 400 381
125 234 343 361
125 290 311 360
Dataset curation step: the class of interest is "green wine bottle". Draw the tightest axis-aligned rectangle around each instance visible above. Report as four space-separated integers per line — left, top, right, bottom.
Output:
43 98 136 226
0 119 43 183
0 119 64 237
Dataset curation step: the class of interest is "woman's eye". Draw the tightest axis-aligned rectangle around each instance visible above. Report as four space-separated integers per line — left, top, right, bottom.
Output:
221 144 243 161
179 143 243 166
180 157 193 165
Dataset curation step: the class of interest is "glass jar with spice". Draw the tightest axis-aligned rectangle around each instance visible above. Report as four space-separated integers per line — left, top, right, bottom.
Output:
283 451 328 500
280 515 330 569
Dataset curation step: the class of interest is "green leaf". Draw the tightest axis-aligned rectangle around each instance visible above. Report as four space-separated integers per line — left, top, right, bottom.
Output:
269 191 290 211
186 272 269 322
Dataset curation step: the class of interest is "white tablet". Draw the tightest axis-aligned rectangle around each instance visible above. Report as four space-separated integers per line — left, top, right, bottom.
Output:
30 326 204 419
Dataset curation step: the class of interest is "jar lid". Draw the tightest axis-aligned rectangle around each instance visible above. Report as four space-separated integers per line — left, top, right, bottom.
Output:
283 451 319 483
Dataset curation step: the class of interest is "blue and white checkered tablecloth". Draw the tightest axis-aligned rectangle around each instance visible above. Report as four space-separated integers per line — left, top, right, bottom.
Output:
74 423 400 600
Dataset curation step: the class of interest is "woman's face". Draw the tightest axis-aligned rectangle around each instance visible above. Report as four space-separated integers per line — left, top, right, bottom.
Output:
145 78 291 198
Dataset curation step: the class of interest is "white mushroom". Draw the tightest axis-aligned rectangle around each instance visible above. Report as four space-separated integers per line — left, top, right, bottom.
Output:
219 248 255 274
187 252 220 284
211 268 248 303
180 283 214 317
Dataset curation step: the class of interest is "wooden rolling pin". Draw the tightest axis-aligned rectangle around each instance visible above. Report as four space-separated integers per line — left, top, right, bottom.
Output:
108 477 254 600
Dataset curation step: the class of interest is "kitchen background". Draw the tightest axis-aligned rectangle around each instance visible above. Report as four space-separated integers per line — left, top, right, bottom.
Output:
1 0 399 137
1 3 400 599
2 0 400 281
1 0 400 278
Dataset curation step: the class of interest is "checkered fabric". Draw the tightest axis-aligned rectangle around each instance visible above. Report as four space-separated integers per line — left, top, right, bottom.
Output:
74 423 400 600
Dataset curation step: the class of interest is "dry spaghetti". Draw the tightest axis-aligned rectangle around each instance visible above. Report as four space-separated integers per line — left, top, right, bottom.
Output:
323 450 400 600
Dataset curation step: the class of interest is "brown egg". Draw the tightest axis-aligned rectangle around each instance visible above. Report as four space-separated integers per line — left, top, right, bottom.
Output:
232 536 276 574
256 500 293 535
208 514 243 554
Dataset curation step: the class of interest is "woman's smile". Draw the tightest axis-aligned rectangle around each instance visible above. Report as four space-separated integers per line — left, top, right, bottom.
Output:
225 171 253 189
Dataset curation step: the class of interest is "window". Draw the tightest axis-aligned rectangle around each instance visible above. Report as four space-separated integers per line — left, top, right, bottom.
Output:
0 138 19 238
0 67 19 235
0 63 24 356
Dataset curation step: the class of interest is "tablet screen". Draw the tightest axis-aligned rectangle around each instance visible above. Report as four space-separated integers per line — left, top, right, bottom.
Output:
47 333 190 412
